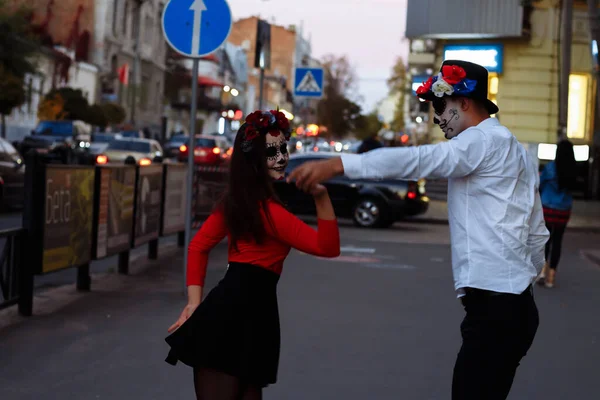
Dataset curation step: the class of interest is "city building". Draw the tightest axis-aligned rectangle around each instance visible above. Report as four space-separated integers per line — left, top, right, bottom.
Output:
228 16 295 114
163 43 249 137
405 0 600 196
3 0 98 140
94 0 167 134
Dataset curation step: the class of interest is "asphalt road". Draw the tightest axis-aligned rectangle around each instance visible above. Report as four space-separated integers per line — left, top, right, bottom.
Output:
1 222 599 399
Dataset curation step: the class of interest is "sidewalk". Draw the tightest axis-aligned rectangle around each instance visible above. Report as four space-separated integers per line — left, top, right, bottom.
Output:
412 199 600 232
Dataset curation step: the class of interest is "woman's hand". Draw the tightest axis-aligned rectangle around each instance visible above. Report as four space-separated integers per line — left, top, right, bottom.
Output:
168 303 199 333
309 183 328 198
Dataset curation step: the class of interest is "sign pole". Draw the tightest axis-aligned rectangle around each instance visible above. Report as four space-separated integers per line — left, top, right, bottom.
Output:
161 0 233 294
183 59 199 293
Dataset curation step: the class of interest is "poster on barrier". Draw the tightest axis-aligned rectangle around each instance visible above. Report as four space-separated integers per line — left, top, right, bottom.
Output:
134 164 163 247
42 166 95 274
162 164 188 236
193 165 228 219
94 166 136 259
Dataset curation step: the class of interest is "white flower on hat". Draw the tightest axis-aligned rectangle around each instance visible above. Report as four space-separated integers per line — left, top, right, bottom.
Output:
431 73 454 97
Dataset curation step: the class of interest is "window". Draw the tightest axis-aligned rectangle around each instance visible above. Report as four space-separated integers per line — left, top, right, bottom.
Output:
122 1 128 35
112 0 119 35
567 74 590 139
108 140 151 153
144 15 153 44
488 73 499 118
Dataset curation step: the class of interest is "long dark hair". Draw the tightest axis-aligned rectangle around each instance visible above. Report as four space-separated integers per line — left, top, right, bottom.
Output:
555 139 577 191
219 122 283 250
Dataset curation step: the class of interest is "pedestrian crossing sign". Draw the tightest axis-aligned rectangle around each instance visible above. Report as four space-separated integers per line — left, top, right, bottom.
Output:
294 67 324 98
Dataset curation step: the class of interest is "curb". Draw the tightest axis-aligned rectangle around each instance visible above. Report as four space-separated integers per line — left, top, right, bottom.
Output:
0 243 181 332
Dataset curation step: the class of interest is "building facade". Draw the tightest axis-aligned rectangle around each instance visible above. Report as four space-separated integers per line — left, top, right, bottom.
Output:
405 0 598 195
407 0 596 146
4 0 98 140
95 0 167 134
228 17 295 114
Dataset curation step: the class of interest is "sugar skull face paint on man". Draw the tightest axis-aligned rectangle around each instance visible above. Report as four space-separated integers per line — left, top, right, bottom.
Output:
265 131 289 180
432 97 463 139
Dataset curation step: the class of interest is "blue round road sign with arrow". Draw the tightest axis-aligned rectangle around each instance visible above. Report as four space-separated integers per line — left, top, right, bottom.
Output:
162 0 232 58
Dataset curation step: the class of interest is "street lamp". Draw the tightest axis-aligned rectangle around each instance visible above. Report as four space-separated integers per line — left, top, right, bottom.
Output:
230 88 239 96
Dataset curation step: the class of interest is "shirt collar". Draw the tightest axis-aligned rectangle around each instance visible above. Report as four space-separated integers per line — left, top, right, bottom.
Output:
476 117 499 130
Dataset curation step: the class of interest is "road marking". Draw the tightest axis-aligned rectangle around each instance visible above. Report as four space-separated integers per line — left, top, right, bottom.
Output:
430 257 445 263
365 263 417 270
340 246 376 254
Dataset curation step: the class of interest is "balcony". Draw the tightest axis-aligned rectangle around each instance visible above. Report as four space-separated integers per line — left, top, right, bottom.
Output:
405 0 528 39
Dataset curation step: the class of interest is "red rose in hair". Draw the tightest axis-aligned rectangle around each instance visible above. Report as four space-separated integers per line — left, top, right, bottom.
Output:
416 76 433 95
256 114 270 128
245 111 262 125
244 126 259 140
268 129 281 137
270 110 290 130
441 65 467 85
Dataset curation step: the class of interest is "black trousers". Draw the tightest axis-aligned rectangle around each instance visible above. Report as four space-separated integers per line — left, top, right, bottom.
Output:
452 286 539 400
545 222 567 269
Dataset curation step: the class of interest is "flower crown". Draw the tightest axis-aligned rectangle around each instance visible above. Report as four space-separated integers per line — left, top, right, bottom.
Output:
240 109 292 153
416 65 478 99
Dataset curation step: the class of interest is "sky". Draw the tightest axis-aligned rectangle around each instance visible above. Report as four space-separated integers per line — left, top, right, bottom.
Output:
226 0 410 113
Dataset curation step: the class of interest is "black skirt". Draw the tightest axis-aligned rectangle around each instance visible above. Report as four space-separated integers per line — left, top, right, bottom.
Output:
165 262 281 387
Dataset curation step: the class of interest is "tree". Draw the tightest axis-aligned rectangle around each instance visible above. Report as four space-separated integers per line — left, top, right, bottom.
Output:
317 55 363 137
0 66 26 138
0 0 37 137
37 91 67 121
101 103 126 126
0 0 37 78
387 57 407 132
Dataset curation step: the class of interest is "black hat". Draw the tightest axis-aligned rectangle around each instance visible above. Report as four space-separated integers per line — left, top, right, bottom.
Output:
415 60 499 115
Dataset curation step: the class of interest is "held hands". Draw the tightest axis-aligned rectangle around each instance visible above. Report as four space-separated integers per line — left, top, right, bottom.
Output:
286 158 344 193
167 303 199 333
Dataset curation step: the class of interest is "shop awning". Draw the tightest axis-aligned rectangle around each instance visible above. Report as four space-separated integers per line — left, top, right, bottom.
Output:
198 75 223 87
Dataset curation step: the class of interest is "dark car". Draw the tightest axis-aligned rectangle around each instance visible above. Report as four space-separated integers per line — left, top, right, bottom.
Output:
0 138 25 210
164 134 189 158
274 153 429 228
17 120 92 164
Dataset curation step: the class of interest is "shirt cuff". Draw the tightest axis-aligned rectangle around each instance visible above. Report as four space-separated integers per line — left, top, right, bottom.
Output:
340 154 362 179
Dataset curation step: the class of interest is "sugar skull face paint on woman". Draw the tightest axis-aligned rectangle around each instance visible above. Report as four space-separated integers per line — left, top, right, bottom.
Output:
265 131 289 180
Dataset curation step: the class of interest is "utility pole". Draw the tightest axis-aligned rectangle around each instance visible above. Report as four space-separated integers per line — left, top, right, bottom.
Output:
558 0 573 140
130 0 146 126
587 0 600 199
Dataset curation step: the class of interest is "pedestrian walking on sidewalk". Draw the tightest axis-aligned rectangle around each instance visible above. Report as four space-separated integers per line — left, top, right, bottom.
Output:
287 60 549 400
164 110 340 400
537 139 577 288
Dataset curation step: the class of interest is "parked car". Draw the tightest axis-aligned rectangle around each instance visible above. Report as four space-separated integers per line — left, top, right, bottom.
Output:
177 134 232 165
274 153 429 228
0 138 25 210
89 132 122 155
96 138 163 166
164 134 189 159
16 120 92 164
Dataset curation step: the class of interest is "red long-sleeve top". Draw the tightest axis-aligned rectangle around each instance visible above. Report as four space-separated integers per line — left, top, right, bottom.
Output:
187 200 341 286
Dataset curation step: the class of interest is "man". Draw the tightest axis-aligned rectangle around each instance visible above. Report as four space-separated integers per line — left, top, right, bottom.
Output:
288 60 549 400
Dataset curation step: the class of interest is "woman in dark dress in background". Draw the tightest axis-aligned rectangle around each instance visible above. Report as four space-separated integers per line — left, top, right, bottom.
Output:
164 110 340 400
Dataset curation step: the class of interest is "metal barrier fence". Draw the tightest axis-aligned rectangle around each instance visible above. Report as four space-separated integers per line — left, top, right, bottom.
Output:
0 228 25 310
5 150 230 317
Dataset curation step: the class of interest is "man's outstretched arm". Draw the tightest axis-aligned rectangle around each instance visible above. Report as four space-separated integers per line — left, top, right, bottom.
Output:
288 128 490 191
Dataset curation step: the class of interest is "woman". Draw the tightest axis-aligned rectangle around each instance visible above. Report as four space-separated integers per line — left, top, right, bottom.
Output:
537 139 577 288
165 110 340 400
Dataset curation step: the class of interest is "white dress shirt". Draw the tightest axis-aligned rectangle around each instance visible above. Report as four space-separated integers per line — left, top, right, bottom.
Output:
341 118 549 297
